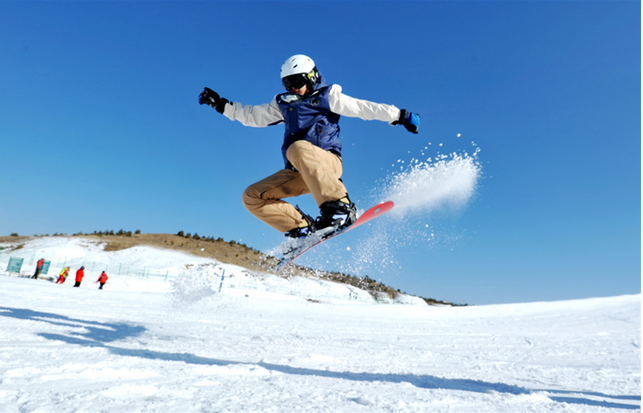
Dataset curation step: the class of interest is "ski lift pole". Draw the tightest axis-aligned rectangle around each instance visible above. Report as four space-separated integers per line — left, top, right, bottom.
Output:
218 269 225 293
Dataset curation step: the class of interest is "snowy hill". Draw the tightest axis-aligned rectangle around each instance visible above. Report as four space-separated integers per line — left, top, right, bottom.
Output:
0 237 640 412
0 236 425 304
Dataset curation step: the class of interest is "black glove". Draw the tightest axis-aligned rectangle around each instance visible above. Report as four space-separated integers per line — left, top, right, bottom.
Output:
199 87 230 114
393 109 420 134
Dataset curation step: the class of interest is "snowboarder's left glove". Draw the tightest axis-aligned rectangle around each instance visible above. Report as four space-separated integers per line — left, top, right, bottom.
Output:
199 87 230 114
393 109 420 134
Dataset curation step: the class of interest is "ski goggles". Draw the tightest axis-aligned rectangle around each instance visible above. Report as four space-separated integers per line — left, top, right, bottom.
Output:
282 74 308 91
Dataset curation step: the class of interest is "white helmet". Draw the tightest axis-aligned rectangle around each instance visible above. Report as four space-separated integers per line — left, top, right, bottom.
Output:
280 54 319 91
280 54 315 78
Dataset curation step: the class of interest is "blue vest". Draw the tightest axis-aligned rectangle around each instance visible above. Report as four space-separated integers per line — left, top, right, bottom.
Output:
276 75 341 169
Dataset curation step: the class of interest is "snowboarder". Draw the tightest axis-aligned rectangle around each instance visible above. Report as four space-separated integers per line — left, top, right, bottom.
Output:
96 271 108 290
199 54 419 239
73 266 85 288
31 258 45 279
55 267 70 284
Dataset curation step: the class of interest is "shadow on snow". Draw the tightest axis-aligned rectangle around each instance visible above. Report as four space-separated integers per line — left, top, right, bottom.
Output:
1 306 639 410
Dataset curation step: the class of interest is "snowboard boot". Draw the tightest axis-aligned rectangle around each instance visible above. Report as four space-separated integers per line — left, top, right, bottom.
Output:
315 197 357 233
284 206 316 239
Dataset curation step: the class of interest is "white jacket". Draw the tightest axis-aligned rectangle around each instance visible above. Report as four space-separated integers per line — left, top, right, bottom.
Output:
222 85 401 128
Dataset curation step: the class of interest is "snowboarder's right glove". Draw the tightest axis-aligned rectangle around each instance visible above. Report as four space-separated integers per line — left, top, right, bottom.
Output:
199 87 230 114
393 109 420 134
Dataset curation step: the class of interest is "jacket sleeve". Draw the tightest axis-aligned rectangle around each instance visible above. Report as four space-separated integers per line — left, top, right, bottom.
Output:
328 85 401 125
221 97 284 127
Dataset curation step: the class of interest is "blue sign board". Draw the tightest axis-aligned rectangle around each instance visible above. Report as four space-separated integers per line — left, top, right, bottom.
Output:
7 257 24 273
41 261 51 275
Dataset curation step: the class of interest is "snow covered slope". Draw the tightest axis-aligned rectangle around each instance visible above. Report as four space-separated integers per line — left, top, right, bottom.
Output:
0 237 640 412
0 236 422 304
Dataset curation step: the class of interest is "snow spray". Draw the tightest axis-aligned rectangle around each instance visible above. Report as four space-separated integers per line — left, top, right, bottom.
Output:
379 146 481 217
171 264 231 309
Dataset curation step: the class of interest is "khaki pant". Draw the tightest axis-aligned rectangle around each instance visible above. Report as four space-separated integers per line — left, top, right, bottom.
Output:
242 141 348 233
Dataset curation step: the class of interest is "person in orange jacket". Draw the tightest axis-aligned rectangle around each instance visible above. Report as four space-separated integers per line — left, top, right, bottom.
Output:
56 267 70 284
74 266 85 288
96 271 108 290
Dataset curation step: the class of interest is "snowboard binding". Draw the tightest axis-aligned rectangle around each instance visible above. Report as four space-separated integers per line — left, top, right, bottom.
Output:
315 198 357 233
284 207 317 239
285 198 357 241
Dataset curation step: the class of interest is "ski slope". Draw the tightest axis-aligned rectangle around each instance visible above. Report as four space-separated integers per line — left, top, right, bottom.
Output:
0 238 640 412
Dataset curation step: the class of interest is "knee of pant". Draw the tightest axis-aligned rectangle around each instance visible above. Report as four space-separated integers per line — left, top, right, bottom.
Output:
242 185 262 209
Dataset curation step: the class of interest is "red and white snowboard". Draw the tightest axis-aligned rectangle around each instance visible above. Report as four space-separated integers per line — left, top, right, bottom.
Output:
275 201 394 271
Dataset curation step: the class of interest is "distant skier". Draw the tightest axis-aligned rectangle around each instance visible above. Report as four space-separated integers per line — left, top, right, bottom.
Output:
96 271 108 290
55 267 70 284
31 258 45 279
73 266 85 288
199 54 419 239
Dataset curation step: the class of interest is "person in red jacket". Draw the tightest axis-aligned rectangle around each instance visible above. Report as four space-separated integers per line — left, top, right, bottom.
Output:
31 258 45 279
74 266 85 288
96 271 108 290
56 267 70 284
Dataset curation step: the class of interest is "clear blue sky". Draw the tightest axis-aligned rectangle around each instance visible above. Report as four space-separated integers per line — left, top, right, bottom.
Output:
1 1 640 305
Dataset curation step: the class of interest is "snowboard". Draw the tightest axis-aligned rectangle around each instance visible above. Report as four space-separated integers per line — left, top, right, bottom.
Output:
275 201 394 271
